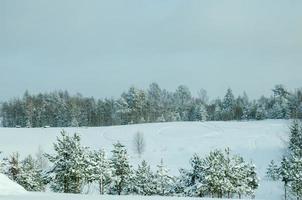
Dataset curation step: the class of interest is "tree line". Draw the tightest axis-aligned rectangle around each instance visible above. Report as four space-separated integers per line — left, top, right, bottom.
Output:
0 130 259 199
1 83 301 127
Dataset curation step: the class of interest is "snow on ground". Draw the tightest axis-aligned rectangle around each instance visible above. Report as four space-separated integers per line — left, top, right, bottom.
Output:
0 120 289 199
0 173 26 195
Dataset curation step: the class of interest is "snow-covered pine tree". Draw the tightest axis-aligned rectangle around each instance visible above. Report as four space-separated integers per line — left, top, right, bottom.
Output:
266 121 302 200
147 82 162 122
7 152 21 181
287 89 302 118
267 157 293 200
180 149 259 198
288 121 302 198
289 121 302 157
290 154 302 198
241 106 250 120
174 85 192 121
16 155 45 191
203 149 227 197
229 155 259 198
120 87 147 124
266 160 280 181
45 130 88 193
228 151 259 198
213 99 223 121
0 151 7 174
246 164 259 197
223 148 237 198
88 149 112 194
199 104 208 121
269 85 290 119
132 160 156 195
110 142 132 195
188 104 208 122
180 153 205 197
155 159 174 196
280 157 292 200
222 88 235 120
172 169 189 196
255 104 267 120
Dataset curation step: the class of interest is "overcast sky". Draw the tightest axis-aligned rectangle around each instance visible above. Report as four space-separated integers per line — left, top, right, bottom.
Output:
0 0 301 101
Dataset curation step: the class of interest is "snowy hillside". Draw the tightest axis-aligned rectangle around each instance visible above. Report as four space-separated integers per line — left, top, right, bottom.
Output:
0 120 289 199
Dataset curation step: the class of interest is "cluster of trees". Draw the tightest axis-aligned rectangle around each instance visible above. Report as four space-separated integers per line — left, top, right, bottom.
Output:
1 84 301 127
0 130 259 198
0 148 47 192
176 149 259 198
267 121 302 199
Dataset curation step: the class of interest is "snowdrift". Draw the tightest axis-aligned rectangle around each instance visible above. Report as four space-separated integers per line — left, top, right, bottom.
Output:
0 173 26 195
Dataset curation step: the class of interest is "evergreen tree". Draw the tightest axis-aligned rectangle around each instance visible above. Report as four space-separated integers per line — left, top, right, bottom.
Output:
45 130 88 193
178 154 205 197
16 155 45 191
213 100 223 121
110 142 132 195
88 149 112 194
147 83 162 122
188 104 208 121
290 154 302 198
247 164 259 197
266 160 280 181
287 121 302 198
174 85 192 121
288 89 302 118
7 152 21 181
289 121 302 157
179 148 259 198
266 121 302 199
269 85 290 119
222 88 235 120
255 104 267 120
132 160 156 195
155 159 174 196
120 87 147 124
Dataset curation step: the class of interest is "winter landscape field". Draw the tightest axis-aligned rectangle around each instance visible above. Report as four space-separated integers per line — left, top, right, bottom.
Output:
1 0 302 199
0 120 289 199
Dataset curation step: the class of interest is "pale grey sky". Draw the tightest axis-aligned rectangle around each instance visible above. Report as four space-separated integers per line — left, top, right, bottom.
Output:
0 0 301 100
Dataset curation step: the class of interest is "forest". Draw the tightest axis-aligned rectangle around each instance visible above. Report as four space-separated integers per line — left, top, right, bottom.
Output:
0 83 301 127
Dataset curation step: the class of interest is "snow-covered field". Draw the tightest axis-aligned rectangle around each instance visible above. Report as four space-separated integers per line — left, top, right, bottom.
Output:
0 120 289 199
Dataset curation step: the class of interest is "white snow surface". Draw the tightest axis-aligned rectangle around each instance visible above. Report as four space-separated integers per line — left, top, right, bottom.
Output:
0 120 289 199
0 173 26 195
